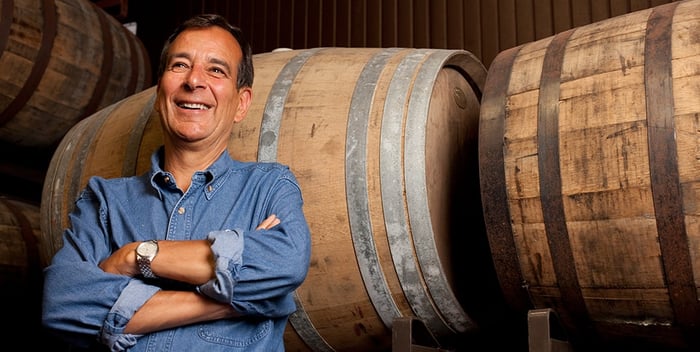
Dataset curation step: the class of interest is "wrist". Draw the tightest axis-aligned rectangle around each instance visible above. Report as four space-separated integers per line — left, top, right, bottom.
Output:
135 240 159 278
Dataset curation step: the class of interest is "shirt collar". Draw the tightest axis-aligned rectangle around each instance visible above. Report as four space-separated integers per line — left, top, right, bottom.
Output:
148 147 236 199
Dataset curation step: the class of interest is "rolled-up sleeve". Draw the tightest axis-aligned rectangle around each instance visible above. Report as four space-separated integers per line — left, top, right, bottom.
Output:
197 229 244 303
197 173 312 317
99 280 160 351
43 179 165 350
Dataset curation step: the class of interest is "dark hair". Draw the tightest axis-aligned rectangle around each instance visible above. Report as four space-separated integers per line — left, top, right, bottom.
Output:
157 14 253 89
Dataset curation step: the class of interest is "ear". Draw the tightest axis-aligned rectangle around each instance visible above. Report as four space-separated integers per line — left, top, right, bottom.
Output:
233 87 252 123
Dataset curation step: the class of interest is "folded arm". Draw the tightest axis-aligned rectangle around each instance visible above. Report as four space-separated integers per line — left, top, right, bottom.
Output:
98 215 281 334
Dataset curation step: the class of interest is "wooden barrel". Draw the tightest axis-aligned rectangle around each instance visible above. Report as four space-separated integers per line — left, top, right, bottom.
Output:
0 196 42 339
479 0 700 350
40 48 513 351
0 0 151 148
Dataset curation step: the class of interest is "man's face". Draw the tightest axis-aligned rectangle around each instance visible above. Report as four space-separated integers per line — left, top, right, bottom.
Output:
155 26 251 149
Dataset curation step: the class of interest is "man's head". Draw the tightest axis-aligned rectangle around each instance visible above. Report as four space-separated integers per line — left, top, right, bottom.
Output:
154 14 253 151
157 14 253 89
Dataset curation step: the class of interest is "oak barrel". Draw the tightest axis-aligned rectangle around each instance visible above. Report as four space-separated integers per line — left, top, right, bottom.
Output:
0 0 151 148
0 196 42 339
479 0 700 350
40 48 508 351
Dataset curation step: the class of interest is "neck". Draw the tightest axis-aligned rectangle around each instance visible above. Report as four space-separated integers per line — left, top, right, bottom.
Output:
162 145 224 192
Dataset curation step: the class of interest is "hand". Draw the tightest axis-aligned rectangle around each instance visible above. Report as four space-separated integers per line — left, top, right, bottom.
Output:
99 242 140 276
99 215 279 277
256 214 280 230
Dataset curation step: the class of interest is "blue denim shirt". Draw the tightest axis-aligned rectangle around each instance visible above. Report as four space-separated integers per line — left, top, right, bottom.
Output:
42 148 312 351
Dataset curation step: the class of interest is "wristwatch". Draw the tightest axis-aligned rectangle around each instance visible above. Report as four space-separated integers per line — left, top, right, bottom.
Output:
135 240 159 279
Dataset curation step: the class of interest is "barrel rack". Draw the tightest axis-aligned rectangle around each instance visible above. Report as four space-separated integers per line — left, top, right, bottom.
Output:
528 309 574 352
392 317 449 352
391 309 574 352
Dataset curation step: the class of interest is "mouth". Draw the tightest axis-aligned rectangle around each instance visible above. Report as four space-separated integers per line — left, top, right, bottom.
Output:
176 101 212 110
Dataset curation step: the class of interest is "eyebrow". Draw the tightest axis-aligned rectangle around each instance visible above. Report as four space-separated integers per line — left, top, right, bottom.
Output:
168 52 191 63
209 57 232 75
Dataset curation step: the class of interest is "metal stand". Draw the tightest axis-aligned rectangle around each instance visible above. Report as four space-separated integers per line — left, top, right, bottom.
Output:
528 308 574 352
392 317 451 352
392 309 574 351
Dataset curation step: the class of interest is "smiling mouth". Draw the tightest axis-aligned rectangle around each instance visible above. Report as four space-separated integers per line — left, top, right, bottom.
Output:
177 102 211 110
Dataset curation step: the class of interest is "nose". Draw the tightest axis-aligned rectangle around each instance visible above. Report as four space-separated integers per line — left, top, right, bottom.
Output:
183 65 207 90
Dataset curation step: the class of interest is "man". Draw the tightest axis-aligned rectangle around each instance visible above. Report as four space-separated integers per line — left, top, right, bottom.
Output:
42 14 312 351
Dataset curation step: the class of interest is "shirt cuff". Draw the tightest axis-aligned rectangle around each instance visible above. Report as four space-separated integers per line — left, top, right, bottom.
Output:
99 280 160 351
197 229 244 303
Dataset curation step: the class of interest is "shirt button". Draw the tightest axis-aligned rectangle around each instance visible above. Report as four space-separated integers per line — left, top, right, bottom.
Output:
164 176 170 183
178 207 185 214
207 185 213 192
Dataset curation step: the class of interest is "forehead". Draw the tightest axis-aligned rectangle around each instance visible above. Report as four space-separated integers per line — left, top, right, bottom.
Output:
169 26 242 63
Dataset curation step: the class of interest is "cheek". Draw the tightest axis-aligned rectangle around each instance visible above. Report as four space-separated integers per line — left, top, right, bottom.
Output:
154 83 176 113
211 83 239 105
154 83 168 104
157 75 181 97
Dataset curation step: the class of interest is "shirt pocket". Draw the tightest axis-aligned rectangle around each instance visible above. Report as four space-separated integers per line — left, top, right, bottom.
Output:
196 318 274 349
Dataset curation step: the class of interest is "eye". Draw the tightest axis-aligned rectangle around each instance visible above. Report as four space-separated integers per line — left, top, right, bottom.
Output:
208 66 227 78
169 62 190 73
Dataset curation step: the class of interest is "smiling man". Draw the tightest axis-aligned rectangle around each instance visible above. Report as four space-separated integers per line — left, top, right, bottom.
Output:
42 14 312 352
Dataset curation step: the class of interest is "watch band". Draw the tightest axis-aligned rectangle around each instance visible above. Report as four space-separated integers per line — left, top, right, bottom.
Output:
137 256 157 279
136 240 159 279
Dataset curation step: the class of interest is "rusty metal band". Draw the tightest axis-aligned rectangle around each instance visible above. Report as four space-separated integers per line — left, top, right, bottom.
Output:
381 49 454 337
81 5 114 119
0 0 57 126
477 45 531 313
259 48 334 352
404 49 475 333
258 48 320 163
644 1 700 342
42 122 87 255
41 104 111 269
123 24 142 94
138 37 153 87
0 0 12 59
288 294 334 352
122 91 156 176
119 18 153 91
66 103 119 209
346 48 404 329
537 28 593 345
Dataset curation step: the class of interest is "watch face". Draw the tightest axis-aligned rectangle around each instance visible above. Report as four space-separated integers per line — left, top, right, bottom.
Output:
138 241 158 257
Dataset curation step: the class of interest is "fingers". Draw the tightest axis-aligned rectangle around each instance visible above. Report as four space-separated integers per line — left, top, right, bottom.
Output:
256 214 280 230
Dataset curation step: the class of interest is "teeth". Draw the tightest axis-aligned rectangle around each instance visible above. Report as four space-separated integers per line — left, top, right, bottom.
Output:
178 102 209 110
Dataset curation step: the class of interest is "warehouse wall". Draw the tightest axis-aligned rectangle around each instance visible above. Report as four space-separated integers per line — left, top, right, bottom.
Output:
126 0 676 84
